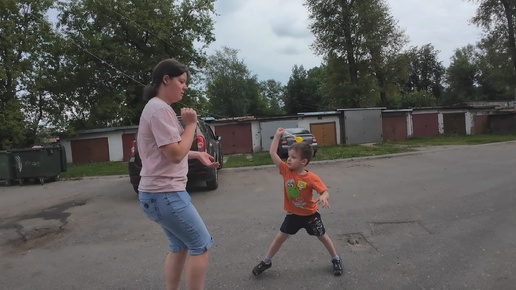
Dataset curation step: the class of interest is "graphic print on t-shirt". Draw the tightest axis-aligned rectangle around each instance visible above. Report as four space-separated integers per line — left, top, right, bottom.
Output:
285 179 308 208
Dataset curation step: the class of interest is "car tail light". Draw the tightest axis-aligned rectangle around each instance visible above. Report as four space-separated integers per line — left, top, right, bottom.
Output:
281 138 288 145
312 136 317 143
197 136 206 152
130 140 136 157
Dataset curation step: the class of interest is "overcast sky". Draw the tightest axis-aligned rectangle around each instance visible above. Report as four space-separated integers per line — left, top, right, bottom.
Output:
209 0 483 85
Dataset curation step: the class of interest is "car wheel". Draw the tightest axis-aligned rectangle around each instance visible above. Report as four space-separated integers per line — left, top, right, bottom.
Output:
206 168 218 190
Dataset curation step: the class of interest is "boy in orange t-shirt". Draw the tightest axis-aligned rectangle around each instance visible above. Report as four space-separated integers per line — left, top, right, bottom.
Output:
252 127 343 277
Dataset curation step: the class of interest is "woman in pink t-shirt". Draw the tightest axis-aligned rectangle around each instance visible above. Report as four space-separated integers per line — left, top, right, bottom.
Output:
137 58 219 290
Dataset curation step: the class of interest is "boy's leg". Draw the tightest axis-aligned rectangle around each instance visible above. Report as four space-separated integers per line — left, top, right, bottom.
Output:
253 214 301 276
317 233 337 257
252 232 289 276
266 232 289 259
317 234 343 276
267 232 288 259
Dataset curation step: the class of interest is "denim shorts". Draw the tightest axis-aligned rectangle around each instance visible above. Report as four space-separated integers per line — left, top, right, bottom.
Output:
138 191 213 255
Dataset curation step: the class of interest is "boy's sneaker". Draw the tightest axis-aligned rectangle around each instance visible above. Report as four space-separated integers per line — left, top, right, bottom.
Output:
252 261 272 276
332 258 343 276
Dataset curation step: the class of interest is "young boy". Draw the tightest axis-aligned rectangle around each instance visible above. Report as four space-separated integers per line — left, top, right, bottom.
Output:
252 127 343 277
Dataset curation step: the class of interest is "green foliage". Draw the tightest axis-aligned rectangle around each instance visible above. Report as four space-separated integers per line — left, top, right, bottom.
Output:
0 99 27 149
258 79 285 116
443 45 480 105
0 0 217 149
470 0 516 95
476 36 515 99
0 0 55 149
402 44 445 100
55 0 216 129
205 47 262 117
284 65 316 114
306 0 407 108
399 91 437 108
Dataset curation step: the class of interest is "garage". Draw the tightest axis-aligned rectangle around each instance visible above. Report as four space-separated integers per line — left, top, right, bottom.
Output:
412 112 439 138
382 110 410 141
71 138 109 164
310 122 337 146
443 112 466 135
215 123 253 154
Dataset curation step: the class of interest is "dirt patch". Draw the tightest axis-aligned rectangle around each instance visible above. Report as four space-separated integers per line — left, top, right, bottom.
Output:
339 233 376 252
0 199 87 251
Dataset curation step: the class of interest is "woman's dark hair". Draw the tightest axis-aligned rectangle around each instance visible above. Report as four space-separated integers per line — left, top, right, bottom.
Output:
142 58 189 101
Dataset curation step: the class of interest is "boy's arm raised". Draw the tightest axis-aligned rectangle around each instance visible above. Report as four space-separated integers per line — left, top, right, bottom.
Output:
269 128 284 168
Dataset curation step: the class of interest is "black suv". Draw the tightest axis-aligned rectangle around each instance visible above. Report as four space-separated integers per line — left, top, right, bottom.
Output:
128 118 223 193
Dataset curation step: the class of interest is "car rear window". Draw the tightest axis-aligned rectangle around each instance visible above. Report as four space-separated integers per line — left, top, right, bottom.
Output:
285 128 310 134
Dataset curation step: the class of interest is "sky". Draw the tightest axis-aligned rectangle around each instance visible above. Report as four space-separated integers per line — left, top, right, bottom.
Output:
209 0 483 85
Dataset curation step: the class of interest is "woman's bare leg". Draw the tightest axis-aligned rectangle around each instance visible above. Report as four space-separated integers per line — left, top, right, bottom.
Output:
164 250 188 290
185 251 209 290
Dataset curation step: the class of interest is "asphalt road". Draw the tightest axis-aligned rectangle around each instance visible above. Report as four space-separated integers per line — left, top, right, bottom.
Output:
0 142 515 290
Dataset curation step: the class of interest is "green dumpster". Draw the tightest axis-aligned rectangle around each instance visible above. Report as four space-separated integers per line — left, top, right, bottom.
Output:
11 145 66 185
0 151 15 186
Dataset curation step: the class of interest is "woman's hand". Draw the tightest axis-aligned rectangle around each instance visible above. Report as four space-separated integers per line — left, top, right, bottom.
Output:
180 107 197 127
192 151 220 168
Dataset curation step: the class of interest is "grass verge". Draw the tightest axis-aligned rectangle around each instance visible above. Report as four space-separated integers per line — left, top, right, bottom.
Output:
60 134 516 178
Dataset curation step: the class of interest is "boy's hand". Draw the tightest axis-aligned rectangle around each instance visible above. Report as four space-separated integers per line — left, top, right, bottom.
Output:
276 127 285 137
315 191 330 209
270 127 285 167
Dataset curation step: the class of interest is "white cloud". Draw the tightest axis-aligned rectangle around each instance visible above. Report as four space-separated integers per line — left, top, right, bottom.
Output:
208 0 483 84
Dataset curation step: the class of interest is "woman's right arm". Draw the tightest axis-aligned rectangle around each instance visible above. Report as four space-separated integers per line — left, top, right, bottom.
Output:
160 123 196 163
159 108 197 164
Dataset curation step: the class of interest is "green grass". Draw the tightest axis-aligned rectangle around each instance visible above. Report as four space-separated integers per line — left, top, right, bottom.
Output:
224 143 418 168
60 161 128 179
60 134 516 177
391 134 516 146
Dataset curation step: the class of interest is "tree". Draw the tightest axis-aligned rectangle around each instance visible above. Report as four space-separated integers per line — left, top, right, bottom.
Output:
470 0 516 95
284 65 318 114
205 47 262 117
259 79 285 116
305 0 407 107
0 0 55 149
444 45 480 105
55 0 216 129
476 36 515 99
471 1 516 76
402 44 445 101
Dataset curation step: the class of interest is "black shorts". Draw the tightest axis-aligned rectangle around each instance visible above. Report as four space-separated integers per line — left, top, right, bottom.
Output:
279 212 326 236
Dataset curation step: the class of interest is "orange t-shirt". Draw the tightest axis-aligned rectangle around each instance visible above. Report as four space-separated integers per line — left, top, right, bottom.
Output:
279 162 328 216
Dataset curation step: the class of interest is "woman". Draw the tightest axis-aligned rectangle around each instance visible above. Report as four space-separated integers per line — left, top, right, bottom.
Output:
137 58 218 290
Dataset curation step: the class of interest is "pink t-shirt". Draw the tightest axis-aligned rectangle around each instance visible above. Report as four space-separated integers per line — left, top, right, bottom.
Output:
137 97 188 192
